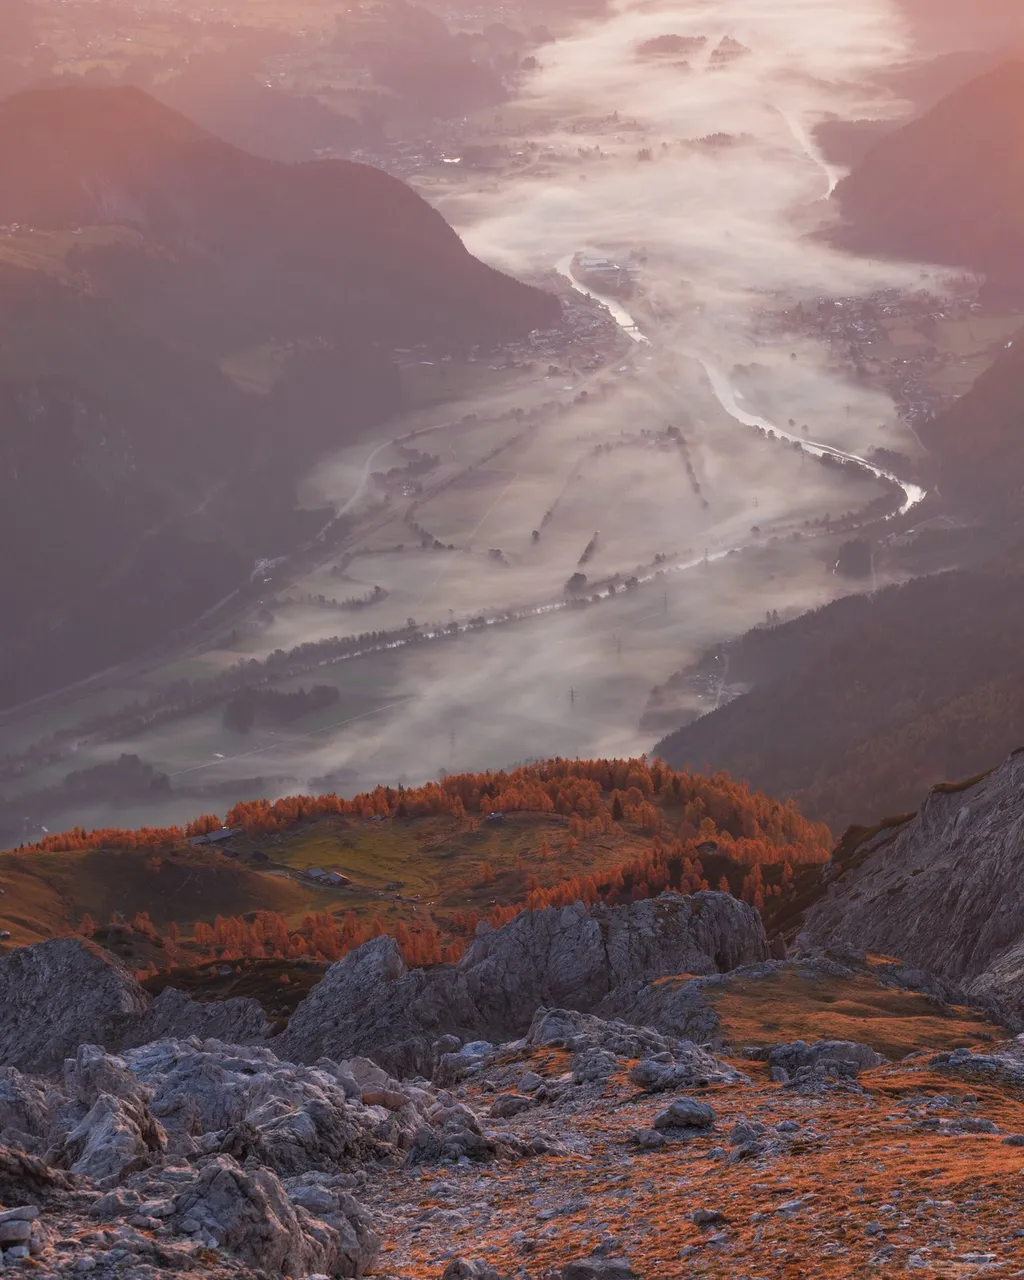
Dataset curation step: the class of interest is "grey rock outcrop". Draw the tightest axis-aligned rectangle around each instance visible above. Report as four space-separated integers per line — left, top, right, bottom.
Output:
171 1154 380 1277
799 751 1024 1016
764 1039 884 1085
461 892 766 1033
280 893 767 1075
0 939 148 1074
124 986 273 1048
0 1069 52 1152
59 1090 167 1180
0 943 273 1080
122 1038 402 1172
276 936 480 1078
528 1007 746 1090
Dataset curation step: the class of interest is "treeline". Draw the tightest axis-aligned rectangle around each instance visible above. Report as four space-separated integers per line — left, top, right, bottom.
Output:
102 834 804 977
223 684 340 734
19 757 831 868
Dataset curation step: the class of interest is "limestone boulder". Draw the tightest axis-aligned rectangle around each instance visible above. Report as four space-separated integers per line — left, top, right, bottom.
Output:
0 939 148 1074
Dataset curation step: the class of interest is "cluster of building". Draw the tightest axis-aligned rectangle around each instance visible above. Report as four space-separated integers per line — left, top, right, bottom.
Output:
303 866 352 887
766 283 986 429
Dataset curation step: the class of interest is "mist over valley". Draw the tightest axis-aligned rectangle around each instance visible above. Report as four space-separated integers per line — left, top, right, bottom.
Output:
4 0 997 844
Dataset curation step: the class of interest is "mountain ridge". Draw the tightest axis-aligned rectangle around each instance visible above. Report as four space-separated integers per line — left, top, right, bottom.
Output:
0 84 558 705
833 60 1024 298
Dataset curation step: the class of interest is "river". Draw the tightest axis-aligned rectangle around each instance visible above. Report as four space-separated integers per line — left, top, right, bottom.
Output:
554 262 927 517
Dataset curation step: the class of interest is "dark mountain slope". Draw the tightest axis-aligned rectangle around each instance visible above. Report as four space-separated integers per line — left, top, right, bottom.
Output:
0 85 556 352
0 86 558 706
921 324 1024 511
654 552 1024 833
832 62 1024 298
0 265 328 705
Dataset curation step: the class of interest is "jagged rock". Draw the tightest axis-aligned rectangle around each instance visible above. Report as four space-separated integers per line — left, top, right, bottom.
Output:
171 1154 379 1276
64 1043 150 1106
121 1039 398 1172
279 895 766 1077
930 1043 1024 1087
571 1049 618 1084
0 1143 73 1198
407 1100 493 1164
528 1008 676 1057
526 1008 745 1092
276 937 480 1078
123 986 273 1048
799 752 1024 1018
58 1090 167 1180
597 971 722 1044
489 1094 532 1118
0 1068 52 1153
433 1042 494 1089
561 1259 636 1279
524 1007 745 1095
0 939 148 1074
461 893 767 1035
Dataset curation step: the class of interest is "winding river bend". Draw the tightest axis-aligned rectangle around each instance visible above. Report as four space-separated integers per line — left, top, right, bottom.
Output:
555 263 926 518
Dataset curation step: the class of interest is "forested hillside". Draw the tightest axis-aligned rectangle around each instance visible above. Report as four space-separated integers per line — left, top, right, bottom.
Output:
833 61 1024 299
0 85 558 706
0 759 830 979
922 323 1024 511
655 553 1024 832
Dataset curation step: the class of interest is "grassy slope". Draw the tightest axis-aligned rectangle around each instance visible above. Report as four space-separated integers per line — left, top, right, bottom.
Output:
0 808 704 946
0 845 312 944
709 965 997 1058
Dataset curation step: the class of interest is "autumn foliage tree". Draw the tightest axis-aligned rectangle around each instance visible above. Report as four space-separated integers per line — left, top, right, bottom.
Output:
12 757 833 970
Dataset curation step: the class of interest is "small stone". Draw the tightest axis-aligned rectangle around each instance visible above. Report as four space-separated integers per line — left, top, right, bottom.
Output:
0 1221 31 1244
692 1209 727 1227
442 1259 502 1280
562 1259 635 1280
520 1072 544 1092
654 1098 715 1131
728 1121 765 1146
489 1094 533 1119
4 1246 29 1260
634 1128 666 1149
0 1211 38 1225
1003 1134 1024 1146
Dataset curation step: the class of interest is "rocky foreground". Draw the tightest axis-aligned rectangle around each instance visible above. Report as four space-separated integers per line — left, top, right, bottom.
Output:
0 892 1019 1278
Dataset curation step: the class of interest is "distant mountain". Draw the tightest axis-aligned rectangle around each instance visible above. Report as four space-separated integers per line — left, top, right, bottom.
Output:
893 0 1024 53
832 62 1024 299
146 55 363 164
0 86 558 706
0 265 338 706
0 85 554 352
335 0 508 119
